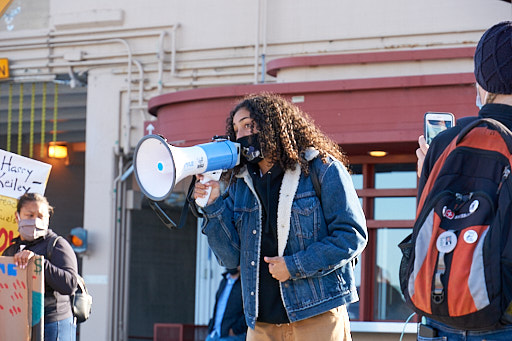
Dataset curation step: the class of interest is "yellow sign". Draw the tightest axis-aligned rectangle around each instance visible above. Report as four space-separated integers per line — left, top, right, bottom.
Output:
0 58 9 80
0 0 14 18
0 195 17 254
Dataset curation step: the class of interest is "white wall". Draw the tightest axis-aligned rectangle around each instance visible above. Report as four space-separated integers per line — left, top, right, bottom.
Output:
82 69 126 340
49 0 511 50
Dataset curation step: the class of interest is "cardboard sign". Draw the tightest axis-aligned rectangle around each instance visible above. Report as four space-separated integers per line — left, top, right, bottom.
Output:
0 256 44 341
0 149 52 199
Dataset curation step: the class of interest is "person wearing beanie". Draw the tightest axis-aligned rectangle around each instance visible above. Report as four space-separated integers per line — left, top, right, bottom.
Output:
415 21 512 339
418 21 512 181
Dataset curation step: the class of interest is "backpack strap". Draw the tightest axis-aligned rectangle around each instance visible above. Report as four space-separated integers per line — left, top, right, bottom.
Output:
309 158 358 269
418 118 512 215
76 274 88 295
457 118 512 153
46 235 62 261
309 160 321 199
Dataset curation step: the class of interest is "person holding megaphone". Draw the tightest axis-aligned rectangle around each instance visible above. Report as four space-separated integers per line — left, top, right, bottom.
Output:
194 92 367 341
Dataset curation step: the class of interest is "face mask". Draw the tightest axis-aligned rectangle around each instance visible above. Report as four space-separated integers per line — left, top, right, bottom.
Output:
236 133 264 164
18 218 48 241
476 90 484 110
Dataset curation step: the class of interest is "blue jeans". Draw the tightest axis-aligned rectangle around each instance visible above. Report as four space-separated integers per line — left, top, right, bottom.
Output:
45 316 76 341
418 318 512 341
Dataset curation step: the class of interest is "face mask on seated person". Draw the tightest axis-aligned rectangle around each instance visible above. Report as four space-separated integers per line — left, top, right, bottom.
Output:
18 218 48 241
236 133 264 164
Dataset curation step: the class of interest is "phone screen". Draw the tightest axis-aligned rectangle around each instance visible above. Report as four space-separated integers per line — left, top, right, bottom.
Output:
424 112 454 145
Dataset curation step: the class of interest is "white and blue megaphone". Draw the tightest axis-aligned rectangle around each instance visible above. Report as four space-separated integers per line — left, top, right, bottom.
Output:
133 134 240 207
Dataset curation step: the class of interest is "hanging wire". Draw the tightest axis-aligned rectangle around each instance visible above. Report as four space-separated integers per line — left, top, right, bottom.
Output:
40 82 47 157
17 83 23 155
53 83 58 143
29 83 35 158
7 83 12 152
399 312 417 341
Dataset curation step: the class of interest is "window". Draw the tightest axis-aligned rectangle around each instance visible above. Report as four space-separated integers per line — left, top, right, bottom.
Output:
374 228 413 321
375 163 417 189
348 157 417 322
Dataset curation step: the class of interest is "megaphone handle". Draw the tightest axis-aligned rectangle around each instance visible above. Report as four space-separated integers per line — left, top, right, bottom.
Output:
195 170 223 207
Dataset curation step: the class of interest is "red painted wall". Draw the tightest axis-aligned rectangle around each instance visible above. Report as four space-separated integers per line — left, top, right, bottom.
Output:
148 73 477 157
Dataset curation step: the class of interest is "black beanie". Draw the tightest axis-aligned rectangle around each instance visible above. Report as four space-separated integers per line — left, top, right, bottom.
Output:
474 21 512 94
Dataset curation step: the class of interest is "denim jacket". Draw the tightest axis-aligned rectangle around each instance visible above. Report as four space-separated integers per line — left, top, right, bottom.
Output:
202 149 368 329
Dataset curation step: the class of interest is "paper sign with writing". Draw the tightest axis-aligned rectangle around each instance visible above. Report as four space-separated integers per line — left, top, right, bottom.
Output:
0 255 44 341
0 195 18 254
0 149 52 199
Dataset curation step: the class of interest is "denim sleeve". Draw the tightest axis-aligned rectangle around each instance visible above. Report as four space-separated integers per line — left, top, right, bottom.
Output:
201 185 241 269
285 159 368 279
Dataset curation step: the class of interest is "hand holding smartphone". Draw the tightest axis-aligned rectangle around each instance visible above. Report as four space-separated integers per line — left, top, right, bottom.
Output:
424 112 455 145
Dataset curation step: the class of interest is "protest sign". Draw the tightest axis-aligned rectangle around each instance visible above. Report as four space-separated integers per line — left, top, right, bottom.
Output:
0 255 44 341
0 195 17 254
0 149 52 253
0 149 52 199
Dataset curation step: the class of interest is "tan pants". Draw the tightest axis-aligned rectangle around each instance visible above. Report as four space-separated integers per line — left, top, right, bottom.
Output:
247 305 352 341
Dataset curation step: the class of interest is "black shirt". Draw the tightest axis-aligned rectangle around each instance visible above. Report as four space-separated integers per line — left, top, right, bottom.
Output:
248 163 289 324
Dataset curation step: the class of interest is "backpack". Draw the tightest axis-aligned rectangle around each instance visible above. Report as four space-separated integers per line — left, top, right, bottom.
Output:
399 118 512 330
47 235 93 323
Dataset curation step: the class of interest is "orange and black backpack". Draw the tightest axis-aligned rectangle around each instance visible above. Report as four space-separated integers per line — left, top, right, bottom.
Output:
399 118 512 329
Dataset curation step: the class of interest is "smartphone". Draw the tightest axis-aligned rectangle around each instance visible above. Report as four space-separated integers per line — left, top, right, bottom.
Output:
418 324 437 338
424 112 455 145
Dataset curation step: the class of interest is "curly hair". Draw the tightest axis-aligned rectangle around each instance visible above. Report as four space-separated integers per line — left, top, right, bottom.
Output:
226 92 347 175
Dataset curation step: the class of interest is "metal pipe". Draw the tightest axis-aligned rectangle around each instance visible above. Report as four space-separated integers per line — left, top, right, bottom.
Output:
157 25 180 93
121 182 131 341
254 0 261 84
157 31 168 94
161 78 254 89
170 24 179 77
0 26 177 49
110 155 124 341
260 0 268 83
131 59 147 124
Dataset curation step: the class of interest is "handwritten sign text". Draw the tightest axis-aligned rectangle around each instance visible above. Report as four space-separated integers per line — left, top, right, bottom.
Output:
0 150 51 199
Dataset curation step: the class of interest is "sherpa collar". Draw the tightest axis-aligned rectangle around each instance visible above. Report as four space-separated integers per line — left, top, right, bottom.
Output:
238 148 320 256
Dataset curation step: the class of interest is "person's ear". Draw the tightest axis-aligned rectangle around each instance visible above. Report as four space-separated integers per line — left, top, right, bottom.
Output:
15 212 20 223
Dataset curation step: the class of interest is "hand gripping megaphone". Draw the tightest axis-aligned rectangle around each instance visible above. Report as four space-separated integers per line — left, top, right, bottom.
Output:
133 134 240 207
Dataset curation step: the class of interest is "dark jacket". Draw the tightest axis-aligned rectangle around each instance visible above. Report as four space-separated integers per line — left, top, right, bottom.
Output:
202 150 367 328
2 230 78 323
207 272 247 337
419 103 512 196
417 103 512 331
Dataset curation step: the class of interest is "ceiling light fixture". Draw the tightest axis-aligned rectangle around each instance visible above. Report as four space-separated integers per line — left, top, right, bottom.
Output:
368 150 388 157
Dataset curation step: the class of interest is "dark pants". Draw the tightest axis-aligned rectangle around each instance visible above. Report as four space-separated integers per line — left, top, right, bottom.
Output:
418 318 512 341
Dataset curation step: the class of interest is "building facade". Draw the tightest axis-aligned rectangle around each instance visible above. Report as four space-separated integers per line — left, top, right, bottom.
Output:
0 1 510 340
